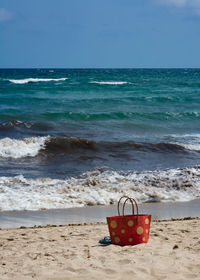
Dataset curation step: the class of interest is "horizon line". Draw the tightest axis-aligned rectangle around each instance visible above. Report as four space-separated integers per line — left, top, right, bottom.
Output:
0 67 200 70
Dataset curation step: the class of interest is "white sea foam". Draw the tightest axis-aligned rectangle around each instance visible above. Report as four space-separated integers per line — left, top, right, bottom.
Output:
179 143 200 151
0 137 48 158
171 133 200 138
0 166 200 211
8 78 68 84
168 133 200 151
89 81 129 85
169 141 200 151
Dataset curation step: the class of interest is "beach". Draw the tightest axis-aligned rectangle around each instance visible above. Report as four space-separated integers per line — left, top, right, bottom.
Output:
1 0 200 277
0 218 199 280
0 69 200 279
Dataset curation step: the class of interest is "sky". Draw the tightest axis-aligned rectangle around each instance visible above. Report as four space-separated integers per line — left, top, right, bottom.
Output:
0 0 200 68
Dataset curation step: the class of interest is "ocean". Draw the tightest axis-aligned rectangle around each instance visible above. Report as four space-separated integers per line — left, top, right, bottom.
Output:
0 68 200 211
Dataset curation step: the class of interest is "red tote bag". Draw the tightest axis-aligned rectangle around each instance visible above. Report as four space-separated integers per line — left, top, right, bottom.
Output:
107 196 151 246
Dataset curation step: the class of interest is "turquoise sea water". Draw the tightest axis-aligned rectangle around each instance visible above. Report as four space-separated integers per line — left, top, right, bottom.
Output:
0 69 200 141
0 69 200 211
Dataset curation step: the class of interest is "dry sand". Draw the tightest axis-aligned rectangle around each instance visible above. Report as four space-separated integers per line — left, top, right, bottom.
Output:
0 218 200 280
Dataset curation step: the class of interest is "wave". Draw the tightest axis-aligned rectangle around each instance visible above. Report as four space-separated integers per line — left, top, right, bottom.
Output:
0 166 200 211
0 120 52 132
0 136 197 159
45 137 200 154
0 120 34 129
45 138 189 153
42 111 135 121
8 78 68 84
0 137 97 159
0 136 48 158
168 133 200 152
0 111 199 124
40 111 200 122
171 143 200 152
89 81 129 85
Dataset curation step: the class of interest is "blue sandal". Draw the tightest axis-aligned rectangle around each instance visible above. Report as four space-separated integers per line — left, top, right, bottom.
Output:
99 236 111 245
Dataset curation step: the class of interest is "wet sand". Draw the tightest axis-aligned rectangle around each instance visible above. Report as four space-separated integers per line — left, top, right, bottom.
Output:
1 199 200 229
0 218 200 280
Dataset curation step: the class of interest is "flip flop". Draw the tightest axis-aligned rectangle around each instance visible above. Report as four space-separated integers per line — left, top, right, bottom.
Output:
99 236 111 245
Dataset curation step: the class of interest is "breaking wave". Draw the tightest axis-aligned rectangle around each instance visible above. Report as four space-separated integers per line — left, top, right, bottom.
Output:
0 120 34 129
0 166 200 211
8 78 68 84
0 120 52 132
0 137 48 158
168 133 200 152
89 81 129 85
0 136 198 159
0 136 200 159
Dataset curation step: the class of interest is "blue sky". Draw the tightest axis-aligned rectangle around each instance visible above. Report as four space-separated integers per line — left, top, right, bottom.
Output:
0 0 200 68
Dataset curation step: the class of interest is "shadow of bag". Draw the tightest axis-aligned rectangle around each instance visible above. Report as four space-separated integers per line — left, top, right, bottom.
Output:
107 196 151 246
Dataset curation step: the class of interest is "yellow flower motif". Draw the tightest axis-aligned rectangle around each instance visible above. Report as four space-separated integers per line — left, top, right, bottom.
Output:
110 221 117 229
128 220 134 227
137 226 144 235
145 218 149 225
114 237 120 243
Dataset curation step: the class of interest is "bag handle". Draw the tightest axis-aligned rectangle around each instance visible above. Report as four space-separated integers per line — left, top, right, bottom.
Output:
117 196 138 216
122 197 139 217
117 196 133 215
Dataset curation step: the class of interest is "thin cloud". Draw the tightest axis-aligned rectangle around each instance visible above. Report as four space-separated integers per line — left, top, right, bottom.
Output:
160 0 187 7
158 0 200 15
0 8 13 22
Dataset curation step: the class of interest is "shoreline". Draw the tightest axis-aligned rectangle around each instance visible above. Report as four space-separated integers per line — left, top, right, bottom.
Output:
1 199 200 229
0 218 200 280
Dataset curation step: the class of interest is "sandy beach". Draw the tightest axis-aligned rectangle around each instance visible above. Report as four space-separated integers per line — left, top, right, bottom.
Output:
1 1 200 279
0 218 199 280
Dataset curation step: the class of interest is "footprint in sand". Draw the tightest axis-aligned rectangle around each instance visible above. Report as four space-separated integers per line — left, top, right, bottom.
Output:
98 256 106 264
103 268 116 274
66 266 76 272
119 259 131 265
27 252 41 260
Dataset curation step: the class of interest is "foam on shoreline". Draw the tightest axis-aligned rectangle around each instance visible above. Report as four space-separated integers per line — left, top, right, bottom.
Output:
0 166 200 211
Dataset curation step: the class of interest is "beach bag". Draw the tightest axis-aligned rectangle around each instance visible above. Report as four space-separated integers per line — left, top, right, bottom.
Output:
107 196 151 246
